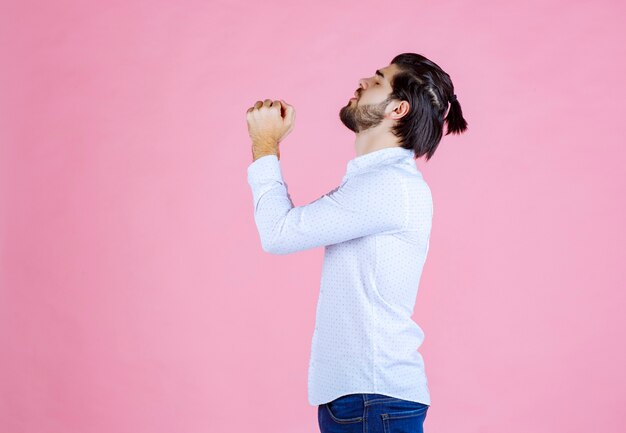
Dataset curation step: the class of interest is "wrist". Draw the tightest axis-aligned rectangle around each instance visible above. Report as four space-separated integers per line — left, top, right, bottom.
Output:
251 140 280 161
252 148 280 162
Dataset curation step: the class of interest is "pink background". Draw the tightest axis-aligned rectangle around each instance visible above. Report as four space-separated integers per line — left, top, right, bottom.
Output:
1 1 625 432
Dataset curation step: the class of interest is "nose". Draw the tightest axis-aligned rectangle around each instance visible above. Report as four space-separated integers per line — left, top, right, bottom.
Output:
356 79 369 97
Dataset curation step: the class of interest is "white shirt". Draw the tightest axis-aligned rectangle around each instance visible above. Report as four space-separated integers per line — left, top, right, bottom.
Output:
247 146 433 406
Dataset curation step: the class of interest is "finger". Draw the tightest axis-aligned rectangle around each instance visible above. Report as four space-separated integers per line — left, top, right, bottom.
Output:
277 100 286 118
272 100 284 117
280 99 292 112
285 103 295 120
263 99 272 107
278 100 290 119
254 100 263 109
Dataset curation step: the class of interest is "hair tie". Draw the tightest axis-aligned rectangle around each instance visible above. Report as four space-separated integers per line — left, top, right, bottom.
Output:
449 94 457 103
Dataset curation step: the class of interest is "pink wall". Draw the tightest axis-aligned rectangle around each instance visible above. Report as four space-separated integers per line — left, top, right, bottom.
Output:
1 1 625 432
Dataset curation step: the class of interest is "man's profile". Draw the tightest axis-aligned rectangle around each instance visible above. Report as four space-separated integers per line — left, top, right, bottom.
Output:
245 52 468 433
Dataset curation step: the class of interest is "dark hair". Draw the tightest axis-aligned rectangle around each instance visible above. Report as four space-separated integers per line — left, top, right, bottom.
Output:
388 53 468 161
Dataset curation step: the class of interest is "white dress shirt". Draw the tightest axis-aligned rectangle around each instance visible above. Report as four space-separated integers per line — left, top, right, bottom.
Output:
247 146 433 406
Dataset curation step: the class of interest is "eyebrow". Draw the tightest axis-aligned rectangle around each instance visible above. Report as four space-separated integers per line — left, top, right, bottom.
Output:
375 70 386 81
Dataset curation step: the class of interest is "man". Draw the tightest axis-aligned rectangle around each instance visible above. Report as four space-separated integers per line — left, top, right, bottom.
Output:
245 53 467 433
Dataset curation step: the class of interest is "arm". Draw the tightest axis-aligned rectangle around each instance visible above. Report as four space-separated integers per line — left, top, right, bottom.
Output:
247 155 408 255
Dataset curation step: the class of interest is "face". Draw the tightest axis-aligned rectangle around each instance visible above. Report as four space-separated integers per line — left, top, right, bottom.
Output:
339 63 401 133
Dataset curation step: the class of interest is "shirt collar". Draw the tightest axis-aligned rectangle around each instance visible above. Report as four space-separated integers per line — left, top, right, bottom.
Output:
344 146 415 179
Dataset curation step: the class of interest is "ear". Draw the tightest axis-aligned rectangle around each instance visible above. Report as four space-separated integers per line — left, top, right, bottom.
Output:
391 100 410 119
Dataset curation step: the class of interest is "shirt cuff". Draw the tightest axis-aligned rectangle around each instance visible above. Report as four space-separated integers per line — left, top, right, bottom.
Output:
247 154 282 185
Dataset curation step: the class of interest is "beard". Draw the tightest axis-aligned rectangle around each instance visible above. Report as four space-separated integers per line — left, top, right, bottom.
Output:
339 96 393 133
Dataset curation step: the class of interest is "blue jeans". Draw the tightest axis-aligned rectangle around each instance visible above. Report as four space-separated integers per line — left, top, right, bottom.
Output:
318 393 429 433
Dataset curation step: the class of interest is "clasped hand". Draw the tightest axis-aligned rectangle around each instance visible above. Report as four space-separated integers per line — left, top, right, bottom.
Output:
246 99 296 161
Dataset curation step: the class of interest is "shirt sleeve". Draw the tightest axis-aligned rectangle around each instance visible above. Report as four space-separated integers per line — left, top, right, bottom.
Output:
246 154 408 255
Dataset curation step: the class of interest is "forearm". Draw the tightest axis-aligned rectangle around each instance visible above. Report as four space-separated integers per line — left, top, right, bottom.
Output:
247 154 294 254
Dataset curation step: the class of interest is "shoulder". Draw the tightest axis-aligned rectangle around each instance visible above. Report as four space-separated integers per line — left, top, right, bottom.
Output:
350 166 404 186
342 169 406 202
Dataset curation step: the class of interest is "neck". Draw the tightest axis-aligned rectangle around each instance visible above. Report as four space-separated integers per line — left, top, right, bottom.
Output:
354 126 401 157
